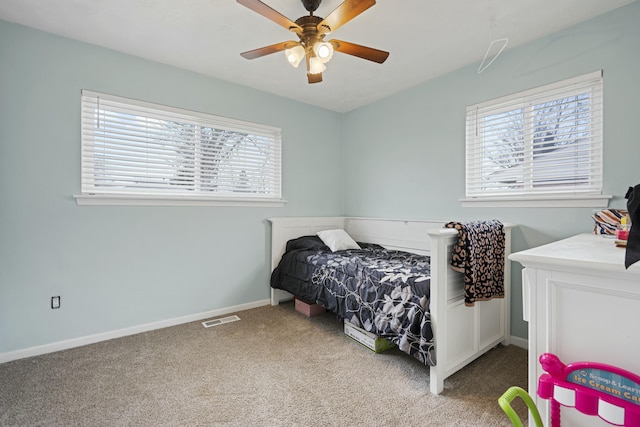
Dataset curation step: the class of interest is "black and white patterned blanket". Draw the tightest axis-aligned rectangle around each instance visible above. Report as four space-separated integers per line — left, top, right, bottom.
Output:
444 220 505 307
270 236 435 366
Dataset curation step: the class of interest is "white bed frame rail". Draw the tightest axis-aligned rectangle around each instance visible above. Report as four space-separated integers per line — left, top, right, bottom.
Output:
268 217 513 395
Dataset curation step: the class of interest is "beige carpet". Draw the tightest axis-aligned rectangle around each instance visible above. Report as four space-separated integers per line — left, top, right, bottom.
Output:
0 302 529 426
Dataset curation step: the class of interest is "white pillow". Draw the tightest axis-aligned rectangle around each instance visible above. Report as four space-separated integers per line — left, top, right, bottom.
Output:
317 229 361 252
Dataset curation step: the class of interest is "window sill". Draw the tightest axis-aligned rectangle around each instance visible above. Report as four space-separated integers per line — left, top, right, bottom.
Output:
74 194 287 207
460 194 612 208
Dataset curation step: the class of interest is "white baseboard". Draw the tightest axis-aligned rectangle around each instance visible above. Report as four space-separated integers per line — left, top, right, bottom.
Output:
0 299 271 364
1 302 528 364
509 335 528 350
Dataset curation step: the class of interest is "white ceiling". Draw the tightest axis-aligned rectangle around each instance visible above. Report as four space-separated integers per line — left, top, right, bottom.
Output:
0 0 634 112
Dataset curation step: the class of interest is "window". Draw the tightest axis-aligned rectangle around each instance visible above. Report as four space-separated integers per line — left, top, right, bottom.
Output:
464 70 610 207
76 90 283 206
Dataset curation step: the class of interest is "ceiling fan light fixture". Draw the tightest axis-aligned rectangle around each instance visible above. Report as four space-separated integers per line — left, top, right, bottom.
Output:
313 41 334 63
237 0 389 84
284 45 305 68
309 57 326 75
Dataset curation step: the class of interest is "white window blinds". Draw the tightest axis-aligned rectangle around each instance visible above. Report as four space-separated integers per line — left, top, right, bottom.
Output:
465 71 603 200
80 90 282 202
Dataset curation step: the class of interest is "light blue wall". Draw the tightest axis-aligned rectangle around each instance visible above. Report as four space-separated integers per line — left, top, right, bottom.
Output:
0 21 343 353
2 2 639 355
342 2 640 339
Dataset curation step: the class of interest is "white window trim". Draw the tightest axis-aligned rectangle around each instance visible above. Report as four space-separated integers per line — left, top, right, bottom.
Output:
460 194 611 208
74 193 287 207
463 70 611 208
75 90 285 207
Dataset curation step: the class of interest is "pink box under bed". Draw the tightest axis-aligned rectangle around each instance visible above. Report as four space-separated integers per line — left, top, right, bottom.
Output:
294 297 326 317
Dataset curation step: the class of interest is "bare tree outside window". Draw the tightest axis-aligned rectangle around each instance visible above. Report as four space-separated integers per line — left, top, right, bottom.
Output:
81 90 282 202
465 71 603 200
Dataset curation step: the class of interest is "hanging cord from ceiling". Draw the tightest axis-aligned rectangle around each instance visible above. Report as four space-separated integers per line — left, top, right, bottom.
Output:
478 18 509 74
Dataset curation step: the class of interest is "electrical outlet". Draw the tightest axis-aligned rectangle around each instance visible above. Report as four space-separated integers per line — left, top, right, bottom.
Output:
51 296 61 309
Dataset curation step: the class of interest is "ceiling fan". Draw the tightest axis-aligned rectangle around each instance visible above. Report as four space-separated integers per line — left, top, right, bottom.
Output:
237 0 389 84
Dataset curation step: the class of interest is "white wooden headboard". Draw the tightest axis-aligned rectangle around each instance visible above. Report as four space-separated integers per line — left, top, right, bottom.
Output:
345 217 452 255
269 216 456 269
269 216 347 272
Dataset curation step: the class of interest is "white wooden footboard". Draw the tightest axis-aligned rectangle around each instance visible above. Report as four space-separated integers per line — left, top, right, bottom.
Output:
427 226 512 394
268 217 513 395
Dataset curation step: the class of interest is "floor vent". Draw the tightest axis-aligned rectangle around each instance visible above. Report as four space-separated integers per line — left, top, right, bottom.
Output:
201 315 241 328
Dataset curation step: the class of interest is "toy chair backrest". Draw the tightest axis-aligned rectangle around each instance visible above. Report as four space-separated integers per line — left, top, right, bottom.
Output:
538 353 640 427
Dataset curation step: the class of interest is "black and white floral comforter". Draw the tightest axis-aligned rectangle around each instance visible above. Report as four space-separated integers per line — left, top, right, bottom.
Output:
270 236 435 366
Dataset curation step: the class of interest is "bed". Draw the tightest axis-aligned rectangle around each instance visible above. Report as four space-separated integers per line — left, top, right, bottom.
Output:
268 217 514 395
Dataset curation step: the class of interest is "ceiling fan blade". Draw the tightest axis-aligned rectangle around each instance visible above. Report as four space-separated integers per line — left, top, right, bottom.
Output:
240 41 299 60
330 39 389 63
317 0 376 34
237 0 302 33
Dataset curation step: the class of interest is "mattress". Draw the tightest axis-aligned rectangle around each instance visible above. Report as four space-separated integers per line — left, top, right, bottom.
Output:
270 235 435 366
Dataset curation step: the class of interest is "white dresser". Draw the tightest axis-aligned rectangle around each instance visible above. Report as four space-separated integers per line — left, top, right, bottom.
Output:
510 233 640 427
